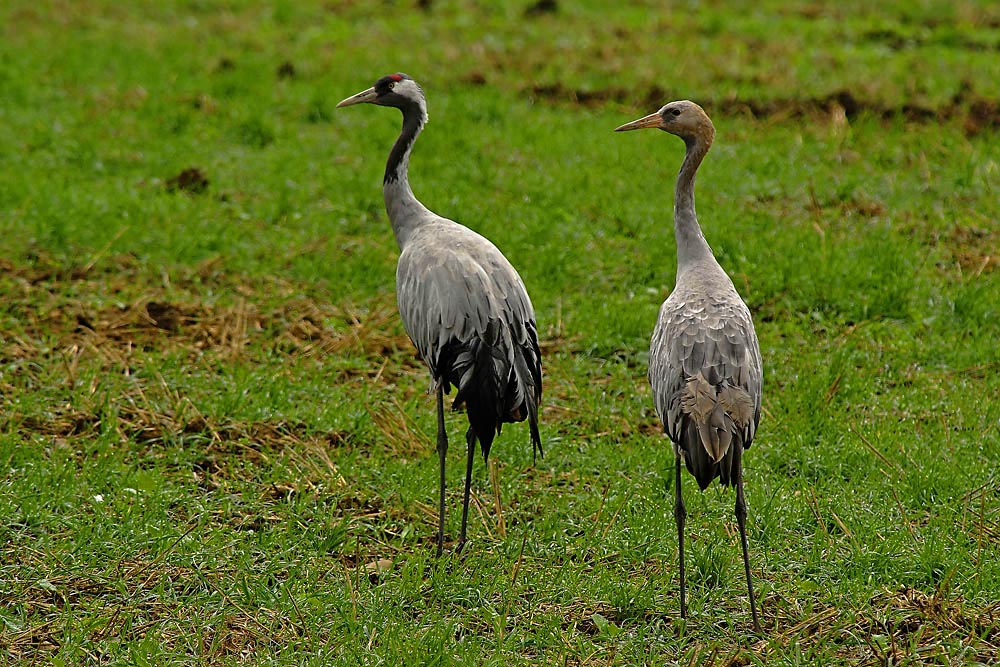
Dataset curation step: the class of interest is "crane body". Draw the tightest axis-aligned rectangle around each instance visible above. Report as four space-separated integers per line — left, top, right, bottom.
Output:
338 74 542 556
617 101 763 633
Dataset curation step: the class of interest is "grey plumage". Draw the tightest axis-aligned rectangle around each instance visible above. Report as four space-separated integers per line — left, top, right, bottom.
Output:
338 74 542 556
650 270 761 489
616 100 763 632
396 220 542 460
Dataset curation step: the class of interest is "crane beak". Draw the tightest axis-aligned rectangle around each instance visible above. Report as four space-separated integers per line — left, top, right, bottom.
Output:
614 111 663 132
337 86 379 108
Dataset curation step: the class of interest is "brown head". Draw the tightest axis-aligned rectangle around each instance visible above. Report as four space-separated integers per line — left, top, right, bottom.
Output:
614 100 715 148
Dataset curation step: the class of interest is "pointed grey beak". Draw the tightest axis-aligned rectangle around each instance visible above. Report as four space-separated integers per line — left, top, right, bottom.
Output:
614 110 664 132
337 86 378 108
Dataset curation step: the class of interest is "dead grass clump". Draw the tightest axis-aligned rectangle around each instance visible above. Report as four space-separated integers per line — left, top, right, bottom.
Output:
2 253 416 369
1 554 301 663
753 587 1000 664
947 225 997 276
65 298 257 359
5 273 414 372
15 408 100 439
268 298 414 362
7 402 349 488
366 397 432 460
867 586 1000 655
130 412 349 491
839 196 887 219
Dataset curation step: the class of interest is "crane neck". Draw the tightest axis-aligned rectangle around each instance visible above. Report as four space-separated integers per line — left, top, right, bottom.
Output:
674 135 714 271
383 101 431 249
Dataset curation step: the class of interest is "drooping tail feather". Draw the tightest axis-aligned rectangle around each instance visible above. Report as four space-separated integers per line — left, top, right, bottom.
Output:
680 419 741 490
511 333 543 462
528 396 542 462
437 322 542 463
450 336 503 460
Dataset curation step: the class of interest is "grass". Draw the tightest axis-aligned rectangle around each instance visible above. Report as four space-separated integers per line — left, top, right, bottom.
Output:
2 0 1000 664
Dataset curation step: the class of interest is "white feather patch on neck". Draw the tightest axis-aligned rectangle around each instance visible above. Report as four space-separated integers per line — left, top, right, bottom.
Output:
395 79 429 124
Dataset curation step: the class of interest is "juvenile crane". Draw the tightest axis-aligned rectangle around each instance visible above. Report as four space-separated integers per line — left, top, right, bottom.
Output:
616 101 763 632
337 74 542 556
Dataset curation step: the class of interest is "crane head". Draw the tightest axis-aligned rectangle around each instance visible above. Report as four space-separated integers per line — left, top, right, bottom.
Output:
337 73 428 124
615 100 715 147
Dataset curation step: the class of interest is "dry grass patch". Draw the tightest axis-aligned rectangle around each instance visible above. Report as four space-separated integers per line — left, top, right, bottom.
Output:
0 552 308 664
0 254 416 372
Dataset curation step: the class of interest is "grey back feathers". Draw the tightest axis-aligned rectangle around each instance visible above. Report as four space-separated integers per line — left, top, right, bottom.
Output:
649 266 761 489
397 218 542 460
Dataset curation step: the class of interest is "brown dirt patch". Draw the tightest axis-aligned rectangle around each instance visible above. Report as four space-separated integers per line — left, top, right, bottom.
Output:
165 167 209 194
525 82 1000 136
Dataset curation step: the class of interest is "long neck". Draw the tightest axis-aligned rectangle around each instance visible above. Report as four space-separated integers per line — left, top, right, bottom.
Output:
674 135 714 270
383 103 430 249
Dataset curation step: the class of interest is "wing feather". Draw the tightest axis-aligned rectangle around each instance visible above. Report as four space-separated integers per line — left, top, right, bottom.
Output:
649 280 762 472
395 220 542 458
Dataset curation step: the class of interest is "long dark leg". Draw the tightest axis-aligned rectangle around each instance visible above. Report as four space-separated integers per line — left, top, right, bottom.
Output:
458 427 476 553
435 383 448 557
734 444 761 633
674 450 687 620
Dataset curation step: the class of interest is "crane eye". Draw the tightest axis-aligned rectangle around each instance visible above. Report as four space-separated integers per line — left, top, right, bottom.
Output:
388 82 395 89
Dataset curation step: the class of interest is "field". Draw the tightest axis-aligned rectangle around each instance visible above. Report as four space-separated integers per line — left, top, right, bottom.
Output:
2 1 1000 664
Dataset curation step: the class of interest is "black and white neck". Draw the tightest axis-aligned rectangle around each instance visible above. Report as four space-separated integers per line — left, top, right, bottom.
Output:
337 73 436 249
381 78 432 249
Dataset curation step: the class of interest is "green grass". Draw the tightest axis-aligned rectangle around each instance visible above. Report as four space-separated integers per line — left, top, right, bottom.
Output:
2 1 1000 664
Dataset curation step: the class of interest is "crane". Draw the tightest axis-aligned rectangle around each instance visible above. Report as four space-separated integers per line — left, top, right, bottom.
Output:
337 74 542 556
616 101 763 632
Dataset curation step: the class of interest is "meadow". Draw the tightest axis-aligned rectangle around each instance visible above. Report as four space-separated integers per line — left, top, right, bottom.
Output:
2 1 1000 664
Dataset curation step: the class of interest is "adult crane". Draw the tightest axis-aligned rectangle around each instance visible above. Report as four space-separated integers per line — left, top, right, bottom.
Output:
616 101 763 632
337 74 542 556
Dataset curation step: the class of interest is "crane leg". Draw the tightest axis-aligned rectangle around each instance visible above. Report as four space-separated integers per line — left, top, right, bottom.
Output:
674 450 687 620
734 445 762 633
435 383 448 557
457 427 476 553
